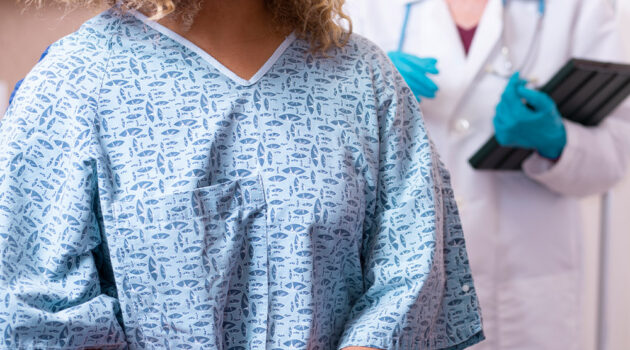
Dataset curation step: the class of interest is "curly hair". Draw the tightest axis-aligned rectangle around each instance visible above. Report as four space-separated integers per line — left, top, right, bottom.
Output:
21 0 352 53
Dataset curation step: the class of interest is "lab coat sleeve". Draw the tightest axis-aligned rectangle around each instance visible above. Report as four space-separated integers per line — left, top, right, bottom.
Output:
0 40 127 349
522 0 630 197
337 55 483 350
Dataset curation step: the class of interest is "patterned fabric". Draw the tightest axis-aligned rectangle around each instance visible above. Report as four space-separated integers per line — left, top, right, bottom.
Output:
8 45 50 108
0 9 483 350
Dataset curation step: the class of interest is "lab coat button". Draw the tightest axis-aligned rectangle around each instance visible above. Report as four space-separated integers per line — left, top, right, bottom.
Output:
462 284 470 293
452 119 471 133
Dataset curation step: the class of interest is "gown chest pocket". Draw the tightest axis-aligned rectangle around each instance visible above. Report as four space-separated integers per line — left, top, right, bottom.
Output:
111 175 268 349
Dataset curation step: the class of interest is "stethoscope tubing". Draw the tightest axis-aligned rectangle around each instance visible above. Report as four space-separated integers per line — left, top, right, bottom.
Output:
397 0 546 81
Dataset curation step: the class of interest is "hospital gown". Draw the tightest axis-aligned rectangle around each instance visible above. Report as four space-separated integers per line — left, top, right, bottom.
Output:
0 9 483 350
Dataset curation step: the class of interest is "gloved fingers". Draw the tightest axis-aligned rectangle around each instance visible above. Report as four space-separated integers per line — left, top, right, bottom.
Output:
388 51 417 67
387 51 440 99
410 75 439 98
414 56 438 66
387 51 405 64
387 51 409 72
493 106 517 142
506 72 528 90
423 62 439 75
393 60 430 97
496 95 530 121
424 58 439 74
395 58 438 98
494 119 535 148
387 51 439 75
391 55 413 74
403 56 439 74
392 52 437 70
494 101 518 129
408 80 437 99
501 73 528 106
387 50 403 59
508 71 521 84
516 86 556 112
512 72 529 86
494 98 540 132
407 73 439 98
493 115 519 146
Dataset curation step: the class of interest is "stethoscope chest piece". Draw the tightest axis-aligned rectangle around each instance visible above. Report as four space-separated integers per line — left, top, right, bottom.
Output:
486 0 546 84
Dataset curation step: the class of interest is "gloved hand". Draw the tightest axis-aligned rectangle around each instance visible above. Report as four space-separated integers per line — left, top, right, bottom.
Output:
387 51 439 101
493 72 567 159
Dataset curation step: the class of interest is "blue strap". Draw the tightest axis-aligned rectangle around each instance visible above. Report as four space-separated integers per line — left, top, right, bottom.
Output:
7 80 24 108
538 0 546 15
397 3 414 52
503 0 546 15
8 45 51 108
38 45 50 61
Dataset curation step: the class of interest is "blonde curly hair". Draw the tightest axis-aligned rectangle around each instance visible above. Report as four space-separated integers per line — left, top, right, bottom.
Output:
22 0 352 53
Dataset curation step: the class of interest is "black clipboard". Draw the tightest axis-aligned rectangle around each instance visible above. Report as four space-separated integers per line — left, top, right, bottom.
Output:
469 59 630 171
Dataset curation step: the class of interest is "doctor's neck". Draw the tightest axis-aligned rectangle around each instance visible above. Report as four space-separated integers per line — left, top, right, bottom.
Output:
445 0 488 29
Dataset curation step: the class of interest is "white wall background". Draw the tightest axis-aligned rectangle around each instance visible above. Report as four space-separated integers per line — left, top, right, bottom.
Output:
580 2 630 350
618 0 630 54
607 1 630 348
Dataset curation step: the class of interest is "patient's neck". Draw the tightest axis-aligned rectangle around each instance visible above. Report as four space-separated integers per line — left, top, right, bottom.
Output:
159 0 290 80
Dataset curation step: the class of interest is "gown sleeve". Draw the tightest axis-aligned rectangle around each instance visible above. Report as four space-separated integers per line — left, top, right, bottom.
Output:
337 48 484 350
0 36 127 349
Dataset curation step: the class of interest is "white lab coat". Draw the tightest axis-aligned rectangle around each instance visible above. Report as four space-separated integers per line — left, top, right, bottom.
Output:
346 0 630 349
619 0 630 56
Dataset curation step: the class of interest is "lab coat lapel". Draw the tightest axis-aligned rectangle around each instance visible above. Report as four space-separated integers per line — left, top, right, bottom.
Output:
404 0 504 119
441 0 543 117
438 0 504 118
403 0 464 61
465 0 504 81
402 0 467 119
502 1 546 84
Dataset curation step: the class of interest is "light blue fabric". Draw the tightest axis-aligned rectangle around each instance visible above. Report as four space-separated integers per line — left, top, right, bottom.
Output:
387 52 439 101
0 9 483 350
494 72 567 159
7 45 51 110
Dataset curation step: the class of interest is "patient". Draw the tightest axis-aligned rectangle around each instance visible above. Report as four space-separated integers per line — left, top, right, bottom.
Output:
0 1 484 349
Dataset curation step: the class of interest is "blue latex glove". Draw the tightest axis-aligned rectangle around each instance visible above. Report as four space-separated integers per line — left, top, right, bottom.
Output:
493 72 567 159
387 51 439 101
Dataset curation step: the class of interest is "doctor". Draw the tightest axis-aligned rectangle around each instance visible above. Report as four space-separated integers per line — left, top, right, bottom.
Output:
346 0 630 349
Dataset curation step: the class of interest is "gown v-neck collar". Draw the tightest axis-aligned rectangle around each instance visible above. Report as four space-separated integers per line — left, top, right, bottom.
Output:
130 10 297 87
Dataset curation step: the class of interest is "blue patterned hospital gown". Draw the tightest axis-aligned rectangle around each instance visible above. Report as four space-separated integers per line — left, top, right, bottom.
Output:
0 8 483 350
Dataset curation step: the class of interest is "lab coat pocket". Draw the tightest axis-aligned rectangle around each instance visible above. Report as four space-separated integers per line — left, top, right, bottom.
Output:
112 175 267 348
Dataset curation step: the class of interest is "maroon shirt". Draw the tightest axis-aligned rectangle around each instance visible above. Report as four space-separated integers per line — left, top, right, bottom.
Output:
457 25 478 55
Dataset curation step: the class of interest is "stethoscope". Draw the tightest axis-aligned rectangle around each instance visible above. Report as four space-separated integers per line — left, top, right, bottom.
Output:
397 0 546 83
